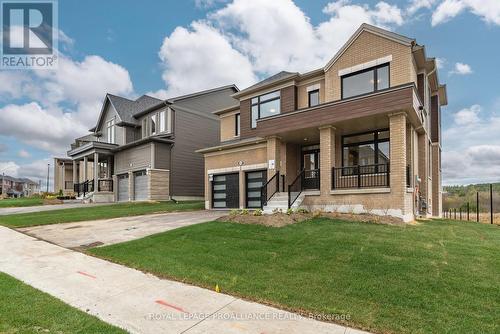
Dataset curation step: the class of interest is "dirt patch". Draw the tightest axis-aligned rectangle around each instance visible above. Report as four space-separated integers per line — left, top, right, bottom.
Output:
218 211 404 227
42 198 63 205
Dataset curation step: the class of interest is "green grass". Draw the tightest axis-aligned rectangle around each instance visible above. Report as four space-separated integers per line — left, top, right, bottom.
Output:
89 218 500 334
0 272 125 333
0 201 204 228
0 197 44 208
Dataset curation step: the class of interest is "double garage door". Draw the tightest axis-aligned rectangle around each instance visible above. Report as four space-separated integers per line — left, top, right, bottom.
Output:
212 170 266 209
117 170 148 202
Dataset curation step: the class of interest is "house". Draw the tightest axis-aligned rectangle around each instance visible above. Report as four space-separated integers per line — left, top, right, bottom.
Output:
0 175 40 198
54 85 238 202
198 24 447 222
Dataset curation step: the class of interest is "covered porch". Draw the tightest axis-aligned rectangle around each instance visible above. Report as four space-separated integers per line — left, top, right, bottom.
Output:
67 141 117 200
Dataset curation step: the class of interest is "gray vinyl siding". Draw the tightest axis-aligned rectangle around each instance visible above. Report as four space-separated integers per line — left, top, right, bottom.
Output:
114 143 152 174
125 127 137 144
170 108 219 197
155 142 171 170
100 104 125 146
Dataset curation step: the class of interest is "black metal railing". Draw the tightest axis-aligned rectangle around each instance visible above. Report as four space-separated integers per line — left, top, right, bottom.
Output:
406 165 411 188
302 169 320 190
261 171 279 207
332 163 390 189
65 181 74 190
288 169 305 208
74 179 94 197
98 179 113 192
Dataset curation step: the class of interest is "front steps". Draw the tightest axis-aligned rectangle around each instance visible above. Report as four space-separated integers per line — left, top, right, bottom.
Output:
262 192 305 213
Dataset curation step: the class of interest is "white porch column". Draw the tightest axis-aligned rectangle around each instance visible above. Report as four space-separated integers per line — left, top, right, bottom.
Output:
319 125 336 196
94 153 99 191
61 162 66 190
83 156 88 181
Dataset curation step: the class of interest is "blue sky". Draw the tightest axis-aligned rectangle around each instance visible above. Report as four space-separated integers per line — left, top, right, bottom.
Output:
0 0 499 187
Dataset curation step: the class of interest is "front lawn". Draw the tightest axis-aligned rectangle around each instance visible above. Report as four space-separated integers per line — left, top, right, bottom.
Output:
89 218 500 334
0 272 125 333
0 201 204 228
0 197 44 208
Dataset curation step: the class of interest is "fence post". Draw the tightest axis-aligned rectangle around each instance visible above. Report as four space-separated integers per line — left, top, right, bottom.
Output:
459 208 462 220
467 202 470 221
490 184 494 225
454 208 456 219
477 192 479 223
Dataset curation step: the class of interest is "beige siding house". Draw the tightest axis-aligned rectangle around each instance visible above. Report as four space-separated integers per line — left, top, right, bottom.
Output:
198 24 447 222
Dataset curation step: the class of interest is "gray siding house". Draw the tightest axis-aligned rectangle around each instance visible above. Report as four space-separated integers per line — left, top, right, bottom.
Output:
55 85 238 202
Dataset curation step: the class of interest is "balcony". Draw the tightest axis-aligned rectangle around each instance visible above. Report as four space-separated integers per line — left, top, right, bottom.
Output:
332 163 390 189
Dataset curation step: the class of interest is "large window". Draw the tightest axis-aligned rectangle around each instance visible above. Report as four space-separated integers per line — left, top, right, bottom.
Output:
341 64 389 99
251 91 280 128
159 108 172 134
150 114 157 135
342 130 390 170
106 119 115 144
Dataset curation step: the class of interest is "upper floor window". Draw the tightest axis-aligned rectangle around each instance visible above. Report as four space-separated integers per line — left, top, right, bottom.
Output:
150 114 157 135
308 89 319 107
251 91 280 128
106 119 115 144
341 64 389 99
159 108 172 133
141 118 148 138
235 113 240 136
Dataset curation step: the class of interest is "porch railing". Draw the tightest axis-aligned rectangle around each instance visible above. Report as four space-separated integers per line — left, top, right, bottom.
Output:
406 165 411 188
98 179 113 192
64 181 74 190
74 179 94 197
332 163 390 189
302 169 320 190
261 171 279 208
288 169 305 208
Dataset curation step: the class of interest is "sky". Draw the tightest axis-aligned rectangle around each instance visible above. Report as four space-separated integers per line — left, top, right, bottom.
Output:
0 0 499 189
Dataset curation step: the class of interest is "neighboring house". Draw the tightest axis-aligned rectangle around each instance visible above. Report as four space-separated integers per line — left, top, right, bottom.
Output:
0 175 40 198
198 24 447 222
54 85 238 202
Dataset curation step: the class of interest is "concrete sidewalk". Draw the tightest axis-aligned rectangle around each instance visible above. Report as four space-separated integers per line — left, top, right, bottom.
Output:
0 226 369 334
0 202 114 216
18 211 226 249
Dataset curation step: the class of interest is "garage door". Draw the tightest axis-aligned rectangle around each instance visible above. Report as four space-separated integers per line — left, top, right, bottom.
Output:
246 170 266 208
117 174 129 202
212 173 239 209
134 170 148 201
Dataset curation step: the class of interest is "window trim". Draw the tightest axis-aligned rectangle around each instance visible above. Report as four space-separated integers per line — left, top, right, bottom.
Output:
150 113 157 136
106 119 115 144
251 90 281 129
341 128 390 168
341 63 390 100
308 89 320 107
235 113 240 137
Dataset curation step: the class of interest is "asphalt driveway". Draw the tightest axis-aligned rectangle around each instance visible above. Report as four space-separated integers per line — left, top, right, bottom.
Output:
18 210 226 249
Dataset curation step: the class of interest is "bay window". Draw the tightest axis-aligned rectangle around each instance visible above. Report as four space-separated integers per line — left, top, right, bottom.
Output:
251 91 280 128
106 119 115 144
341 64 389 99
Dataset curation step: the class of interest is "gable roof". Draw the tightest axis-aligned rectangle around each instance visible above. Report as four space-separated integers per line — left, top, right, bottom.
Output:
324 23 415 72
234 71 298 97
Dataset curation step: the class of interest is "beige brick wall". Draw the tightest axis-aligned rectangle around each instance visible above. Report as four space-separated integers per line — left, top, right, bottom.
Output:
220 112 239 142
148 169 170 201
319 126 336 196
297 78 326 109
417 133 429 215
324 31 415 102
266 137 281 179
431 144 441 217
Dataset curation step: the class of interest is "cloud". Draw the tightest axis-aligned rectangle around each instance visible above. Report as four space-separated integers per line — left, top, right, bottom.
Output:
453 104 480 125
442 103 500 184
17 149 31 158
432 0 500 26
435 57 446 69
0 144 7 153
194 0 229 9
450 62 472 75
407 0 437 15
157 0 405 95
0 161 19 176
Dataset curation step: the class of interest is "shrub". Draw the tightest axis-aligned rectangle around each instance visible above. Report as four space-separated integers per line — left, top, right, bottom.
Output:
253 209 263 216
229 209 239 216
296 208 309 214
286 208 294 215
240 209 249 215
272 208 283 214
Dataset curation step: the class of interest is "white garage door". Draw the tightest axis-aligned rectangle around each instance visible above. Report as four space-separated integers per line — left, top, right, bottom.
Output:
134 170 148 201
118 174 129 202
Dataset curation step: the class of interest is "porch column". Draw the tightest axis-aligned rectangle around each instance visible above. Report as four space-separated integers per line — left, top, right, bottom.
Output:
93 153 99 191
72 160 77 187
83 156 88 181
266 136 281 179
61 162 66 191
389 112 409 217
417 132 429 214
319 125 336 196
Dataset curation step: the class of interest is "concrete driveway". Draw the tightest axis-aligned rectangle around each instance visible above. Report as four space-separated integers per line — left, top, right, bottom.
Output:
0 202 114 216
18 210 226 249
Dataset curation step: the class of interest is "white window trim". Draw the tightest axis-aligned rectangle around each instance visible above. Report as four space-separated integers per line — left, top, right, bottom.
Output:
306 83 320 92
338 55 392 77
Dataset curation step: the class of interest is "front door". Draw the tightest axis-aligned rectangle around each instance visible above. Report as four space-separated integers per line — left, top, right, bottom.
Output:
302 150 320 190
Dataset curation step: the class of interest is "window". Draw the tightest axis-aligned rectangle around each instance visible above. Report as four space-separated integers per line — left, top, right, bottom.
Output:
150 114 157 135
159 108 172 133
235 113 240 136
250 91 280 128
342 129 390 171
159 110 166 133
141 118 148 138
106 119 115 144
308 89 319 107
341 64 389 99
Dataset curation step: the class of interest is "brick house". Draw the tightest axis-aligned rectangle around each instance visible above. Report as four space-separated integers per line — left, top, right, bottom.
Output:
198 24 447 222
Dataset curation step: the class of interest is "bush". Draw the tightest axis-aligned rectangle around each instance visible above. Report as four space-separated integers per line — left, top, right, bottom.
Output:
296 208 309 214
229 209 240 216
286 208 294 215
253 209 263 216
240 209 249 215
272 208 283 214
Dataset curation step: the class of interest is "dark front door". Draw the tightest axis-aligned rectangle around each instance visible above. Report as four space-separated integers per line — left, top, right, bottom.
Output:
212 173 239 208
302 150 320 190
